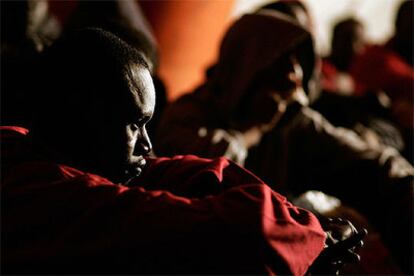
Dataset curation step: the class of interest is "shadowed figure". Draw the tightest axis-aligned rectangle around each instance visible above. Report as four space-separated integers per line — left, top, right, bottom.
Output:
317 16 404 152
1 28 364 275
64 0 157 70
1 0 60 54
31 28 153 183
259 1 405 154
255 0 320 103
329 18 365 73
350 0 414 165
391 0 413 66
321 17 365 95
155 9 413 274
1 0 60 127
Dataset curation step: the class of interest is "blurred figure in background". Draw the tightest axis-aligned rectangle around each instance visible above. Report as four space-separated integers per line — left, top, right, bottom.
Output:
64 0 168 141
257 2 405 155
350 0 413 163
315 16 405 154
1 0 60 127
155 6 413 274
1 0 60 54
322 17 365 95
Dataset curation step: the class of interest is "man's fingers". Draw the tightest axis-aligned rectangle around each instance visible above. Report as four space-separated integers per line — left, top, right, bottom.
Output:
355 238 364 250
341 250 361 263
332 229 367 252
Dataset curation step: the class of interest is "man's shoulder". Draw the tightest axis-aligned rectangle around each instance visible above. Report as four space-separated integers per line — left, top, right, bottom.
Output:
0 126 116 189
0 126 30 136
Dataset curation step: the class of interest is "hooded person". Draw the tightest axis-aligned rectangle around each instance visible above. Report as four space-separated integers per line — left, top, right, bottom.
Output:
253 0 320 103
154 10 413 274
259 1 405 153
155 11 314 164
1 28 367 275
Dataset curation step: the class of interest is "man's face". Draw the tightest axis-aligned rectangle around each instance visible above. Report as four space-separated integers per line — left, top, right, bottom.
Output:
238 55 307 128
84 63 155 183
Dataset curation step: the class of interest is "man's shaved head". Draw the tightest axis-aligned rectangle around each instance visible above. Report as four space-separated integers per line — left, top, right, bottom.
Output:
33 28 155 182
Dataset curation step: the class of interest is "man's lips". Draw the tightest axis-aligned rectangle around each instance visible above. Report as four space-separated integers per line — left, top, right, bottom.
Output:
122 158 147 186
132 157 147 168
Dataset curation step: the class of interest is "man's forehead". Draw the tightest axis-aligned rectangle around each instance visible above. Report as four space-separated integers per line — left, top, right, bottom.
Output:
124 63 156 116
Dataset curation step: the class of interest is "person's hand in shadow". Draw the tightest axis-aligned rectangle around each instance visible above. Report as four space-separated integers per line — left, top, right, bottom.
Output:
308 217 368 275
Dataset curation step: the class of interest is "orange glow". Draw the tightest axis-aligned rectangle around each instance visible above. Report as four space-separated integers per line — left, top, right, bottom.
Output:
48 0 235 101
140 0 235 101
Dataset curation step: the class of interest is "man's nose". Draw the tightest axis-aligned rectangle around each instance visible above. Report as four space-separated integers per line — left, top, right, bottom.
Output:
134 127 152 156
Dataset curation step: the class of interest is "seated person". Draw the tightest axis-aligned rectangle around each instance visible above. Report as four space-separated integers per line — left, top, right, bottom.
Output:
1 28 364 275
1 0 60 127
322 17 366 95
154 10 413 274
350 0 413 163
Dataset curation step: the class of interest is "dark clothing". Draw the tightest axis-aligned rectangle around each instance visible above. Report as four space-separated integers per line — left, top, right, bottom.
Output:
155 12 414 273
350 43 414 163
156 88 414 273
312 91 405 151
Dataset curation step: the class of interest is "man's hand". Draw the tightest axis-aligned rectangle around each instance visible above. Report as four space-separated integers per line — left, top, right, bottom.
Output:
308 218 367 275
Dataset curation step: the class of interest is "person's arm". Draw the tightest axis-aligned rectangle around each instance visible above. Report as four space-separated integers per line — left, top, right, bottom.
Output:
135 155 263 197
134 155 367 275
285 107 413 273
286 107 413 203
3 158 326 275
154 95 255 165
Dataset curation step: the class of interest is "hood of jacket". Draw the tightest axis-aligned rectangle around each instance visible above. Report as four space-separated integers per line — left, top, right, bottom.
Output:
207 10 315 118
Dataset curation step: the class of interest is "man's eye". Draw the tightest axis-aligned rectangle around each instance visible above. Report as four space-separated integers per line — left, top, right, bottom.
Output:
128 115 151 130
139 115 151 126
130 123 139 131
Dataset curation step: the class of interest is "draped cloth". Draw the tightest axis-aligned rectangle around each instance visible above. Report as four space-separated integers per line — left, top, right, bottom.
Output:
1 126 325 275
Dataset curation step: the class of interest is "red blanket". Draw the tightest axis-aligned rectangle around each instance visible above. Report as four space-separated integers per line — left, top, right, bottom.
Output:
1 126 325 275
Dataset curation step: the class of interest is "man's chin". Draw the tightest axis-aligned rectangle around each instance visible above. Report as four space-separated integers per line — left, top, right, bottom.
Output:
92 161 146 185
97 168 139 185
121 165 146 186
